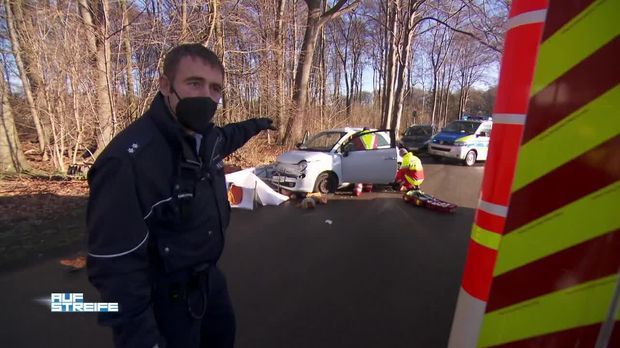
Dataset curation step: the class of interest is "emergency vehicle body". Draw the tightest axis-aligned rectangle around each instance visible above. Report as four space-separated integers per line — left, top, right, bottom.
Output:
271 128 398 193
447 0 620 346
428 118 493 166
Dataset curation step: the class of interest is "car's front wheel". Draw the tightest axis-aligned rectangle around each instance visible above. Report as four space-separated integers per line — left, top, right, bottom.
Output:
464 150 477 166
314 172 337 194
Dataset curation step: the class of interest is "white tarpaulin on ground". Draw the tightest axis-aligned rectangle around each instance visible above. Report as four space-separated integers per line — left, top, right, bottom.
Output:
225 168 289 209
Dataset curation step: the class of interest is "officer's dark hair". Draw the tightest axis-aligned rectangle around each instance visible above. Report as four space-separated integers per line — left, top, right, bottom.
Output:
163 43 224 82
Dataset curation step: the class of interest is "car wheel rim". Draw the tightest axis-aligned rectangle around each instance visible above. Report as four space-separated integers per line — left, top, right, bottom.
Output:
466 152 475 165
319 179 329 193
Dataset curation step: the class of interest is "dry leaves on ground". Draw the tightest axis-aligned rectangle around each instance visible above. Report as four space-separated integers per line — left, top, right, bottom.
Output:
0 178 88 222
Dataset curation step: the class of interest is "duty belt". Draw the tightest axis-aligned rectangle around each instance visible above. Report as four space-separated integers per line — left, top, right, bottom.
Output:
168 263 211 319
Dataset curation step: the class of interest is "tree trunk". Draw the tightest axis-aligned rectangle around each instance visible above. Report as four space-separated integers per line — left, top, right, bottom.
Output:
0 65 28 174
381 0 399 129
283 6 321 145
120 0 137 121
376 30 384 115
1 53 11 94
70 71 86 165
438 67 446 125
320 8 327 130
79 0 116 156
181 0 188 40
458 88 465 118
275 0 287 140
5 0 48 158
283 0 360 145
391 5 418 136
291 0 298 100
333 18 352 119
429 24 451 129
430 73 439 128
463 87 470 116
442 87 450 124
46 89 66 172
210 0 230 122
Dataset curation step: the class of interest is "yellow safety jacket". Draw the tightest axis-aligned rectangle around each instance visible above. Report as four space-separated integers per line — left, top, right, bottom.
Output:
399 152 425 186
352 130 377 150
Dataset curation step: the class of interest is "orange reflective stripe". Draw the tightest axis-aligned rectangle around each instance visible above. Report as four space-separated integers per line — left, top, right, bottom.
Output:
417 169 424 180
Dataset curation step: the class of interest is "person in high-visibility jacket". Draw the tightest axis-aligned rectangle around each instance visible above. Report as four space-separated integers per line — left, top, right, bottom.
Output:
352 128 377 196
395 148 425 195
351 127 377 151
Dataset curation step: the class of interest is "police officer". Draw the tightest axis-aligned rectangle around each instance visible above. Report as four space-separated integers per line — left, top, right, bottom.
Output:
86 44 276 348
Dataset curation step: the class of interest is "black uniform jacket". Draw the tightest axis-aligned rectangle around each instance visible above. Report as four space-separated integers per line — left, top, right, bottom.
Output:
86 93 263 347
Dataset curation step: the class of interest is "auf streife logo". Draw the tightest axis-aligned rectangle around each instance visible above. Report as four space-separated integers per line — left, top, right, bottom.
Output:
51 293 119 312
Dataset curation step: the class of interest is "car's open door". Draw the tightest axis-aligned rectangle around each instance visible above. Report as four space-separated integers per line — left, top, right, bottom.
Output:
340 130 398 184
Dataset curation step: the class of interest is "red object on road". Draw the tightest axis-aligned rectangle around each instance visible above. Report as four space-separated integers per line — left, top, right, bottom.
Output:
353 183 363 196
402 191 457 213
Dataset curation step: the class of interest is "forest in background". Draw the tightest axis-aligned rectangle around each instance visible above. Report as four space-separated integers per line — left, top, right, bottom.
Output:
0 0 507 174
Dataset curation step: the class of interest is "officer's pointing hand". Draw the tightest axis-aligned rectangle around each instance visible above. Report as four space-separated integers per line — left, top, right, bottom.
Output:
255 117 277 131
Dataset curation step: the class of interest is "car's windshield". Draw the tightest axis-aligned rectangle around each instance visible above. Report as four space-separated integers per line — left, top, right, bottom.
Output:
443 121 480 134
301 131 347 151
405 126 432 136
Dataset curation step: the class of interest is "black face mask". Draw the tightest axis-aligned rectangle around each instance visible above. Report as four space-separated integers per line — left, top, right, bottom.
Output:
170 88 218 135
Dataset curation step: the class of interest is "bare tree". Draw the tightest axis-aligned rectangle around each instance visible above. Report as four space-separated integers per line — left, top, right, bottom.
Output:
464 0 509 55
428 22 453 128
282 0 360 145
455 36 494 118
379 0 426 137
275 0 288 139
0 0 507 174
120 0 137 121
389 0 425 136
329 12 367 119
0 56 27 173
4 0 47 159
79 0 116 155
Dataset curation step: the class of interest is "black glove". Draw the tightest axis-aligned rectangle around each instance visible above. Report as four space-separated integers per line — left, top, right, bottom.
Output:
255 117 277 131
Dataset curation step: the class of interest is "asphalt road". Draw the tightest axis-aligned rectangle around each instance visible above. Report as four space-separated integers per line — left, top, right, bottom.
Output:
0 159 484 348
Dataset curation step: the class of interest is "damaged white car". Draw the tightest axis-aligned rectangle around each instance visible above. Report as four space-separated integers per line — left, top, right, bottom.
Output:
270 128 399 194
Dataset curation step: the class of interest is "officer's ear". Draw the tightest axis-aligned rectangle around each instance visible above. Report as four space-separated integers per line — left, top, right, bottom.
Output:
159 75 172 97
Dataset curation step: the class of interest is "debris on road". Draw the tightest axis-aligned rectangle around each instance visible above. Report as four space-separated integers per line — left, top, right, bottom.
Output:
59 255 86 271
300 197 316 209
225 168 289 209
297 193 328 209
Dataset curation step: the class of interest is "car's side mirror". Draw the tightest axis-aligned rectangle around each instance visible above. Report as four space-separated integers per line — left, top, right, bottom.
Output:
477 132 487 137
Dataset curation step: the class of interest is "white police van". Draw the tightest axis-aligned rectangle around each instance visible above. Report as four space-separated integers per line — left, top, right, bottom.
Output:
427 117 493 166
270 128 399 194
